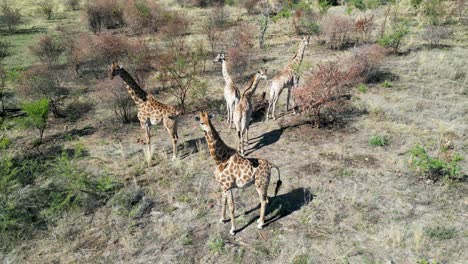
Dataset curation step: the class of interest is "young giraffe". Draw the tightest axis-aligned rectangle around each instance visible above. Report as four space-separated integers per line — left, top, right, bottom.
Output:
195 111 282 235
108 62 182 160
233 68 268 155
266 36 310 120
213 53 240 128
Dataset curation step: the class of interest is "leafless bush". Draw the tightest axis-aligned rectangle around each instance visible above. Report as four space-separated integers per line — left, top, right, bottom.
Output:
321 15 354 50
125 40 155 88
354 15 374 44
294 44 387 126
343 44 388 82
159 11 189 37
421 25 453 48
18 66 68 117
123 0 162 34
222 23 256 82
65 0 80 10
37 0 55 20
99 78 135 123
29 35 64 67
0 0 21 31
241 0 259 13
178 0 225 7
157 39 206 112
84 0 124 33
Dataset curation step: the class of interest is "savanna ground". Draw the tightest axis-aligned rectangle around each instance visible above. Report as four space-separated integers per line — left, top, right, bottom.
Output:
0 0 467 263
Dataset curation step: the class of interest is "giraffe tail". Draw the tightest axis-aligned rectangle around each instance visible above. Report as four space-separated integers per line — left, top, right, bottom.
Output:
270 163 282 197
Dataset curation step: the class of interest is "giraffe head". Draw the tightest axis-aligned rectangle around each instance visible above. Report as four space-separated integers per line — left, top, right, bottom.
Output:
108 62 123 80
195 111 215 133
213 52 226 63
302 35 311 47
257 67 268 80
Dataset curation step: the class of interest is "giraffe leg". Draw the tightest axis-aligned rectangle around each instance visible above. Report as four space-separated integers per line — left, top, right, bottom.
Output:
292 77 299 114
144 119 152 166
272 95 280 120
286 87 291 112
256 187 267 229
227 190 236 235
220 191 227 223
163 117 178 160
226 101 230 124
266 91 275 121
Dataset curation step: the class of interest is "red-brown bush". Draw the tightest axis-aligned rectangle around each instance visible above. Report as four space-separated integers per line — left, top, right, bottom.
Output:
354 15 374 44
294 44 387 126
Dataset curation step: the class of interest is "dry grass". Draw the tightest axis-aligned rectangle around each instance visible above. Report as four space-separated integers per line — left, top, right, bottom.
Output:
1 3 467 264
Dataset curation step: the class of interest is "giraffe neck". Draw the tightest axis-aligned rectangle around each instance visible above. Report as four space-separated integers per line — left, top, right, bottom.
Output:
289 41 306 70
221 60 234 88
117 68 148 104
242 74 262 99
204 121 235 165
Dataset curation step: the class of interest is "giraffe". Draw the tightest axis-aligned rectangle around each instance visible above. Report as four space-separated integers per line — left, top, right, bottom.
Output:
266 35 310 120
233 68 268 155
213 53 240 128
108 62 182 160
195 111 282 235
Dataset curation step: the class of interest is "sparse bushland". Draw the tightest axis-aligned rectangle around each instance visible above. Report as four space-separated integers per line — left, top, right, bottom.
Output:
0 147 121 251
18 66 68 118
0 0 21 31
408 144 464 183
29 35 64 68
37 0 55 20
84 0 124 33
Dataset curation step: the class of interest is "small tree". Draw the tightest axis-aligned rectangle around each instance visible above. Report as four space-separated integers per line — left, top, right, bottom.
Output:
100 79 135 123
202 17 222 55
22 99 49 145
0 40 12 115
65 0 80 10
378 19 409 53
29 35 65 67
18 66 68 118
158 39 205 112
0 0 21 32
37 0 55 20
258 1 270 49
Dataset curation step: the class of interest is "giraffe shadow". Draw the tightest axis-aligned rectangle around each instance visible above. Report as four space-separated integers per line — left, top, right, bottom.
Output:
235 187 314 233
244 127 286 156
175 137 207 159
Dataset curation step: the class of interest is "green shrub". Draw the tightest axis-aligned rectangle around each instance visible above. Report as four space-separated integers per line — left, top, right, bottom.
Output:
425 226 457 240
369 135 389 147
381 80 392 88
207 236 225 253
0 149 121 250
293 254 312 264
409 144 464 182
0 135 10 149
21 99 49 145
347 0 366 10
318 0 332 14
378 21 409 53
358 84 368 93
